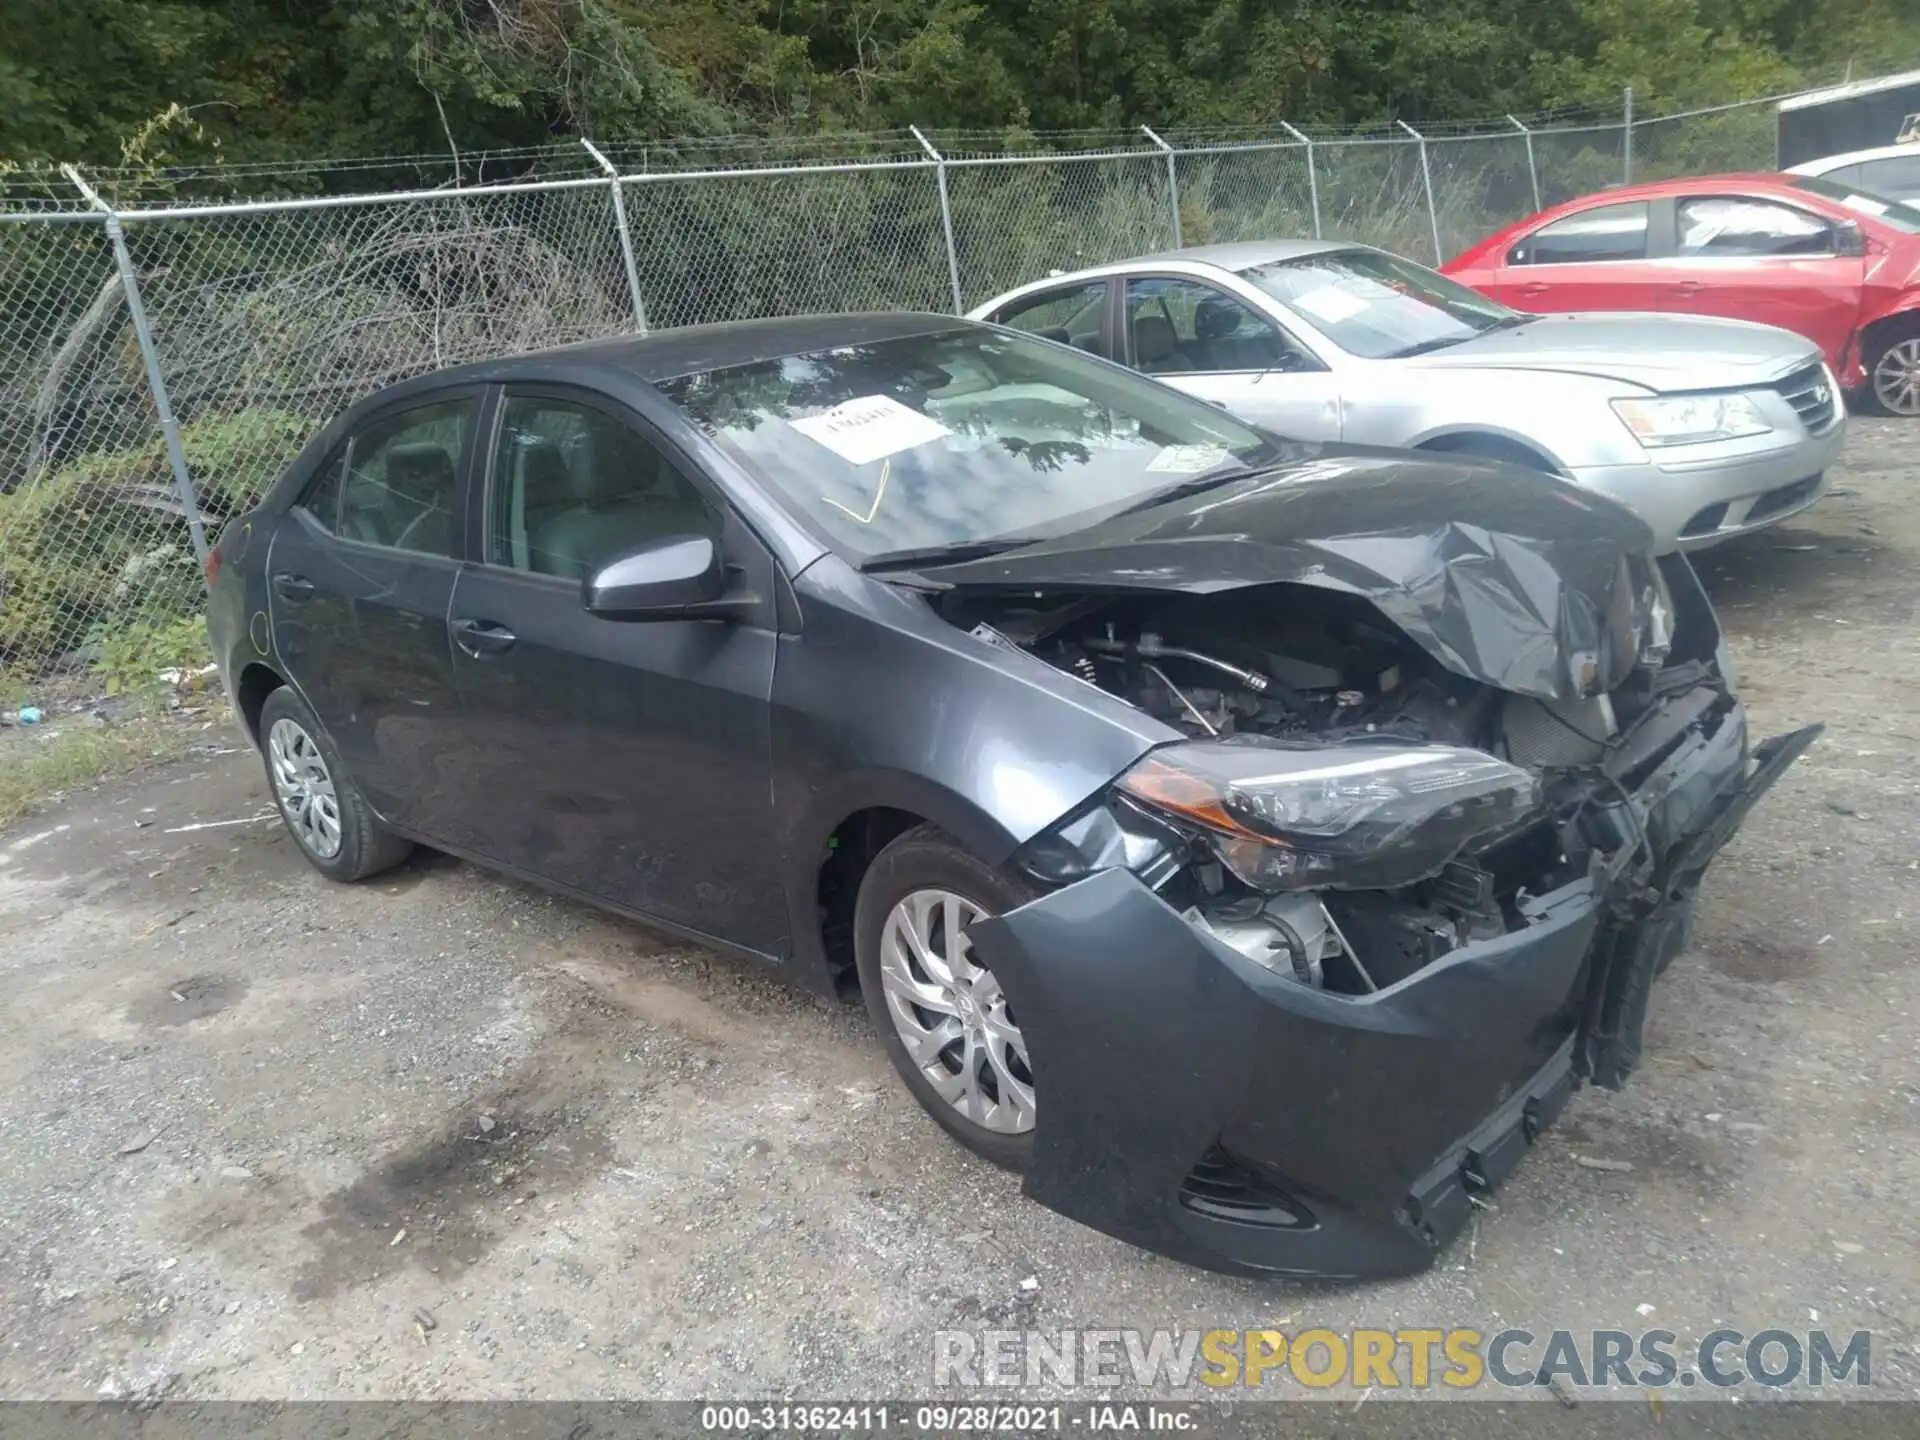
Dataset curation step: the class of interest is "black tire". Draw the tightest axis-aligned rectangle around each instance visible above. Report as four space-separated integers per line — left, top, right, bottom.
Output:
853 824 1040 1172
257 686 414 883
1862 319 1920 417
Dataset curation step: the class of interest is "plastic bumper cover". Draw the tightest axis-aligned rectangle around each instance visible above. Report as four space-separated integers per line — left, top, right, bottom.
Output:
966 713 1820 1279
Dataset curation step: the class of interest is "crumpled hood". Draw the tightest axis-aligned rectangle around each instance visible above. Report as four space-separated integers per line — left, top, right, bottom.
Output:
1407 311 1823 392
915 446 1662 702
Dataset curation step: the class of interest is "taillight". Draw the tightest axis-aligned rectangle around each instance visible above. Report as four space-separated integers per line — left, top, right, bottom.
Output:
203 547 222 588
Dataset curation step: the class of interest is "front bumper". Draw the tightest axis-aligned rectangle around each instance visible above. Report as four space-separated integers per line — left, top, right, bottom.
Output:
1570 417 1844 553
967 712 1820 1280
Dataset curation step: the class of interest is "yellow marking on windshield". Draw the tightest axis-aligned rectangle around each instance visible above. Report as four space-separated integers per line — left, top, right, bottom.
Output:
822 456 892 525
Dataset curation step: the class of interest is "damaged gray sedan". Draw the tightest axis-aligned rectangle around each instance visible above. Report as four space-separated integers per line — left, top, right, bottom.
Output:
208 313 1817 1280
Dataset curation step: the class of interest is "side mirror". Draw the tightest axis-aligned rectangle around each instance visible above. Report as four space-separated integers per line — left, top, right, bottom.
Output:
582 534 752 622
1835 219 1868 257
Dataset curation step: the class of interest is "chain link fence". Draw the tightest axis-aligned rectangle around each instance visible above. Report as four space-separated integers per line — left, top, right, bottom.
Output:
0 79 1875 682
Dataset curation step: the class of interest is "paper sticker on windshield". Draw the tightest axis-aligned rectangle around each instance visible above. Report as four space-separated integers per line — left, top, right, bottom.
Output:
1147 443 1231 474
1289 285 1371 324
790 394 950 466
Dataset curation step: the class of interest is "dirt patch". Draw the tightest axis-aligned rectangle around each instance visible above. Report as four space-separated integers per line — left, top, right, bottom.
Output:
128 973 250 1027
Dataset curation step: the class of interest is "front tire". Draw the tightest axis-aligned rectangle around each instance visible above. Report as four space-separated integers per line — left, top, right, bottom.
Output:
258 687 414 882
853 825 1040 1171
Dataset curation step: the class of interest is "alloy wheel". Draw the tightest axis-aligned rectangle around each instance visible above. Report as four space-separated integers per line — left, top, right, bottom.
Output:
1873 336 1920 416
267 717 343 859
877 887 1035 1134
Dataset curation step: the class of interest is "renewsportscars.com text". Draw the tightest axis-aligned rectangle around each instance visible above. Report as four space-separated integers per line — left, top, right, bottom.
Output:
933 1327 1872 1391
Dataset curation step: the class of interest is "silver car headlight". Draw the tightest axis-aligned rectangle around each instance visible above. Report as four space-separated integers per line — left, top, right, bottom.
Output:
1116 741 1541 893
1612 394 1772 448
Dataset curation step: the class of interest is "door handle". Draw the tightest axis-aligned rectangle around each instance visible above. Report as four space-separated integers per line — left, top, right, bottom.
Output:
272 573 315 600
452 618 517 657
1674 280 1706 296
1519 281 1551 296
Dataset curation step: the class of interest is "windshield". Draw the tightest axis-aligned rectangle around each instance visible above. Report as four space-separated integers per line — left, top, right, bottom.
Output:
654 327 1279 561
1238 248 1522 358
1787 173 1920 232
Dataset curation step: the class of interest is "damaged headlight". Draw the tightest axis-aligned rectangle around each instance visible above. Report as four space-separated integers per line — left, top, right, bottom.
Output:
1116 741 1541 892
1611 394 1771 448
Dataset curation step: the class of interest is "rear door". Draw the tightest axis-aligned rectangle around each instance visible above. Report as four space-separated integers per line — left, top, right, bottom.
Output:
1119 275 1342 439
1661 194 1865 362
441 387 784 949
1475 199 1664 312
267 390 480 836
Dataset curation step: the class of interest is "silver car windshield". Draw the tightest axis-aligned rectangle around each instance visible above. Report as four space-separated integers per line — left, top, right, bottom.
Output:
1239 249 1523 359
1787 173 1920 232
657 327 1280 561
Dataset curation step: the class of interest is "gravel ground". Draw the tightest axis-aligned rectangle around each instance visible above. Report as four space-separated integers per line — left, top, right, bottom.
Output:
1 421 1915 1411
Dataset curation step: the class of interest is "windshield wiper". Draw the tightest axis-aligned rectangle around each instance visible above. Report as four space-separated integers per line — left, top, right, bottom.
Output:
1388 334 1474 359
858 537 1041 573
1106 463 1260 519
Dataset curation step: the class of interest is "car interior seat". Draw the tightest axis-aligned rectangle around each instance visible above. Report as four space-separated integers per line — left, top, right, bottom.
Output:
1132 313 1194 373
526 424 713 581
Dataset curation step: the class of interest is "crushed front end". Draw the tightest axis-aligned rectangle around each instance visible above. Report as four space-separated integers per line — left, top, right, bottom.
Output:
957 552 1818 1279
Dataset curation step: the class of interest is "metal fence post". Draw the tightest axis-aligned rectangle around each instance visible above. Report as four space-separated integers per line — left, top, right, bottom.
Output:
1280 122 1321 238
582 139 649 334
911 127 966 314
60 164 210 575
1507 115 1542 212
1140 126 1182 248
1623 87 1635 183
1397 120 1444 264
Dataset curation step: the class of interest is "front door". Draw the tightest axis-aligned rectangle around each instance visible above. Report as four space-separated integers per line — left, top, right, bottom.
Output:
443 388 784 951
267 392 479 835
1121 275 1344 440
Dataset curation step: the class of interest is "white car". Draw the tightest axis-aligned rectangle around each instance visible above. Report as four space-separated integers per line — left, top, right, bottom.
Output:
970 241 1845 553
1785 142 1920 202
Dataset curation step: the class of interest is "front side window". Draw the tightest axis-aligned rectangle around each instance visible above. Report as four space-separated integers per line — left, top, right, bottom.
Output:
992 281 1111 355
1509 201 1650 265
1238 248 1521 359
1677 197 1831 256
655 326 1279 562
337 399 472 557
488 396 718 581
1123 278 1304 374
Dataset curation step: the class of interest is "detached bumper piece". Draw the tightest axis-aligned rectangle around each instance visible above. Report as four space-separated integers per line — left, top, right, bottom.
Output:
967 719 1821 1280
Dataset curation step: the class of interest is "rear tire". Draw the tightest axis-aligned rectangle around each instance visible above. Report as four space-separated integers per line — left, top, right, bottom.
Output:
853 824 1040 1172
258 687 414 882
1864 320 1920 417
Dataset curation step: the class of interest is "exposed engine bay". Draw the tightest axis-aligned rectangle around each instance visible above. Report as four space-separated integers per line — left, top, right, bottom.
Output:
946 561 1745 1005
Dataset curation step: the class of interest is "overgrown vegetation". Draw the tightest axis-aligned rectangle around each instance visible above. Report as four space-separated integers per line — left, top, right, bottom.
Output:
3 0 1917 174
0 408 304 671
0 703 210 827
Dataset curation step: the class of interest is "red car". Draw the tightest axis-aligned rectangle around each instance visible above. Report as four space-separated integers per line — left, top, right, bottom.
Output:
1443 172 1920 416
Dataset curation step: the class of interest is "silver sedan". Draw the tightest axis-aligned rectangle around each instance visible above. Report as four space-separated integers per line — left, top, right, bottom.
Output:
969 240 1845 552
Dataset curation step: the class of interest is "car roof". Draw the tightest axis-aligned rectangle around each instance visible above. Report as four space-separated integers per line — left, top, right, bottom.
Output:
1787 141 1920 172
1124 238 1356 268
383 311 976 394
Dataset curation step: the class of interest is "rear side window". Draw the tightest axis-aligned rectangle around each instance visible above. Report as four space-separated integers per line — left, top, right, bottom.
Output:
299 447 347 531
1856 155 1920 199
1676 197 1831 256
991 281 1111 356
1509 201 1649 265
337 399 472 557
488 395 718 581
